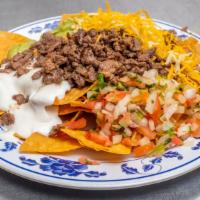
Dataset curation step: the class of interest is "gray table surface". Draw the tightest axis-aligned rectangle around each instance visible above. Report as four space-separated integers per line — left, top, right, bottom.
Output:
0 0 200 199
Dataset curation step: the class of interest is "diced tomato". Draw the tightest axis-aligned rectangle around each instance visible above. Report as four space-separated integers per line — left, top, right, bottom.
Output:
133 142 155 157
135 126 156 140
86 132 111 146
63 118 87 129
121 137 132 147
191 127 200 138
96 93 106 101
149 95 161 125
185 97 196 107
105 91 126 103
125 80 146 88
171 136 183 146
186 118 200 138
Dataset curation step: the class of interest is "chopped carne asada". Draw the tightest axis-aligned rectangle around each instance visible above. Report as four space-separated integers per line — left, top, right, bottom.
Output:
0 112 15 126
5 29 169 88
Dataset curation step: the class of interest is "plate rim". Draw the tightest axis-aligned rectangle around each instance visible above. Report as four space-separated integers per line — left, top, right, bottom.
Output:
0 15 199 190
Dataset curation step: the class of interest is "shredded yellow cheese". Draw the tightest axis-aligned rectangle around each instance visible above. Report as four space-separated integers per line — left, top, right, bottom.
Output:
61 3 200 88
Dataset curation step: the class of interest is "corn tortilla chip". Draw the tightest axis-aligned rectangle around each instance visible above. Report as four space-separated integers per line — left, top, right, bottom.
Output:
58 104 90 115
54 82 97 105
61 128 131 154
0 31 29 62
20 132 81 154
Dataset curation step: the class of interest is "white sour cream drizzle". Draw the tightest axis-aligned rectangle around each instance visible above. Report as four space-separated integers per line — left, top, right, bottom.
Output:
0 68 71 138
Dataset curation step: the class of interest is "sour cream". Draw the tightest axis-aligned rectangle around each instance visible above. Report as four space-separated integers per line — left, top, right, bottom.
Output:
0 69 71 138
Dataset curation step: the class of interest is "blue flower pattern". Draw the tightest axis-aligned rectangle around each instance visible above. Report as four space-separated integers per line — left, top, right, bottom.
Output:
191 142 200 150
121 150 183 175
28 20 59 34
0 141 17 152
163 151 183 160
0 21 199 182
121 163 139 175
19 156 106 178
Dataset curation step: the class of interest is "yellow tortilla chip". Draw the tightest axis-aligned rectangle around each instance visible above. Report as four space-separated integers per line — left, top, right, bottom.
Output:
20 132 81 154
61 128 131 154
0 31 29 62
54 82 97 105
58 104 90 115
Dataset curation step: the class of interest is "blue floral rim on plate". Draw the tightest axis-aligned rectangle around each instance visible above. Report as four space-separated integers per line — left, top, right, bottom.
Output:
0 17 200 190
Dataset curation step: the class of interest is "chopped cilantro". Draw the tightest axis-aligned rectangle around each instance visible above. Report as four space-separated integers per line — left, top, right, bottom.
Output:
147 83 156 89
149 144 165 156
165 128 174 137
116 82 127 90
135 110 144 119
97 73 106 89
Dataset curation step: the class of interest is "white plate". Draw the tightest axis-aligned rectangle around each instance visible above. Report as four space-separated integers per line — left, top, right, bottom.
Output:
0 16 200 190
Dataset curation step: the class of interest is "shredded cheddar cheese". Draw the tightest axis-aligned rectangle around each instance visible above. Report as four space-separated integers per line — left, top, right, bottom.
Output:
61 3 200 88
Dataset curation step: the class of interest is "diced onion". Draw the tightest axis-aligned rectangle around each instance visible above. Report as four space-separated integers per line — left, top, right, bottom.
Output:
124 127 132 136
145 91 157 114
162 121 174 131
100 86 115 94
162 102 178 120
94 102 102 110
176 105 185 114
102 109 112 117
177 124 191 137
143 69 158 82
139 118 148 127
139 136 150 146
131 88 139 98
149 119 155 131
184 88 196 99
112 135 122 144
114 95 130 119
105 102 115 112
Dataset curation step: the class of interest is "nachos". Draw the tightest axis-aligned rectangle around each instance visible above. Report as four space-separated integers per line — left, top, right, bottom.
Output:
1 4 200 157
